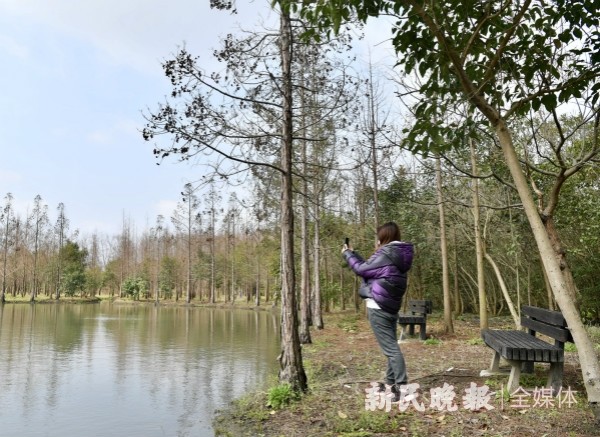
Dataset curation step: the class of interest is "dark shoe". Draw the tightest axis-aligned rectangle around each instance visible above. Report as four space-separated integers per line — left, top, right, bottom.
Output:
378 382 394 393
390 384 401 402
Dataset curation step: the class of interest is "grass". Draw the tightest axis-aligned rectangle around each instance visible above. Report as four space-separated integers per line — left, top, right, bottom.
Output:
564 343 577 352
519 373 548 388
466 337 484 346
266 384 300 409
336 314 361 333
423 338 442 345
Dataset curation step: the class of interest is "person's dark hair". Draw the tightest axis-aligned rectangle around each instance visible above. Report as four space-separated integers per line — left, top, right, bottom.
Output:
377 222 401 245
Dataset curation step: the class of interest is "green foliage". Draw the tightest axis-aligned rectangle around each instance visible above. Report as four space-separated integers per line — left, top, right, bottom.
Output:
466 337 484 346
122 276 148 301
85 267 102 291
159 256 179 299
101 262 119 295
321 280 343 306
423 338 441 345
266 383 299 409
295 0 600 153
60 241 87 297
62 270 86 297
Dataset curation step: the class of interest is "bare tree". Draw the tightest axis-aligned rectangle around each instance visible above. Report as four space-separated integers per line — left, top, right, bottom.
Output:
54 202 69 300
172 183 201 304
1 193 13 303
28 195 48 302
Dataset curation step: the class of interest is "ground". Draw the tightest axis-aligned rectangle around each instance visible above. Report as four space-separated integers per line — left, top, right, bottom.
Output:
213 310 600 437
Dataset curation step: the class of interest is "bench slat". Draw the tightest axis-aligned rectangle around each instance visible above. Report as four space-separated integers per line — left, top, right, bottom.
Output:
408 300 432 315
521 317 572 344
481 330 564 363
397 315 425 324
521 305 566 326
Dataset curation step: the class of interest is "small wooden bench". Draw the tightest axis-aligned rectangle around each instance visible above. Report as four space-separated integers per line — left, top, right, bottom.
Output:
398 300 432 340
480 305 574 394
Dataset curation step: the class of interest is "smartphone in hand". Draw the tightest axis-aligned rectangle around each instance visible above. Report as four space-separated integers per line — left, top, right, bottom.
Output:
345 237 349 246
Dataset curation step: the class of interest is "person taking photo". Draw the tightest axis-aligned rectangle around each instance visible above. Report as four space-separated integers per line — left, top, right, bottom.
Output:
342 221 414 402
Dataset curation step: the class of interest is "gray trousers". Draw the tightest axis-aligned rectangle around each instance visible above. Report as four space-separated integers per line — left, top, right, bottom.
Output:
367 307 408 386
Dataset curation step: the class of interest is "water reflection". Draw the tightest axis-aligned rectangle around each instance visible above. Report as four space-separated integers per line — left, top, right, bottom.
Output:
0 303 279 437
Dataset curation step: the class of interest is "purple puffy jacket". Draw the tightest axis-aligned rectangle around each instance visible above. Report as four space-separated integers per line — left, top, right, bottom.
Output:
343 241 414 314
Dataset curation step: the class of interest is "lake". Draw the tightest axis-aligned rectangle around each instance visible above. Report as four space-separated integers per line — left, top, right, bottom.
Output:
0 303 280 437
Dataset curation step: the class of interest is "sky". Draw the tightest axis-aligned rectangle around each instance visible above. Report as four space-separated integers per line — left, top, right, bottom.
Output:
0 0 396 237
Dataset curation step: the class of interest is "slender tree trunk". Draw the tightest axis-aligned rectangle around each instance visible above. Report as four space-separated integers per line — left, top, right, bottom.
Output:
367 64 380 232
496 121 600 415
298 66 312 344
277 7 307 392
451 227 462 316
210 208 216 304
435 156 453 333
187 204 192 304
255 257 261 307
312 201 323 330
484 253 520 328
470 140 488 330
1 197 11 304
299 178 312 343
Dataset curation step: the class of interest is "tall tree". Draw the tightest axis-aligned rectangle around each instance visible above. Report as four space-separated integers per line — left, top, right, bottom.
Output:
295 0 600 416
60 241 87 297
28 195 48 302
278 4 307 391
153 215 165 304
1 193 13 303
142 0 365 392
204 184 221 304
435 156 453 333
172 183 201 304
469 140 488 330
54 202 69 300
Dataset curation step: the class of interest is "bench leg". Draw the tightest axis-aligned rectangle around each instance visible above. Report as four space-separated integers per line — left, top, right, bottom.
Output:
547 362 564 395
506 360 521 394
490 351 501 372
408 324 415 336
479 351 511 377
419 323 427 340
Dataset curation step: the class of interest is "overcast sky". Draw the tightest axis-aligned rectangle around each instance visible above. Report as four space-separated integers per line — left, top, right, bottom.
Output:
0 0 395 237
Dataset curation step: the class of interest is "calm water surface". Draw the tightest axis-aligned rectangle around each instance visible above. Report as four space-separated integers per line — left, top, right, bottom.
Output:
0 303 280 437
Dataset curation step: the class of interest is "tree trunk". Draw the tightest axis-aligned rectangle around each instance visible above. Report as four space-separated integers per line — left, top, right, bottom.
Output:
367 64 380 232
277 7 307 393
451 227 462 316
484 253 520 328
435 156 453 333
298 69 312 344
299 188 311 343
312 198 324 330
544 217 579 305
470 140 488 330
496 121 600 414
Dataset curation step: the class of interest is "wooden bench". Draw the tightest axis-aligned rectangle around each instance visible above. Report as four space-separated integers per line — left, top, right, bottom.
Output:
480 305 574 394
398 300 432 340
